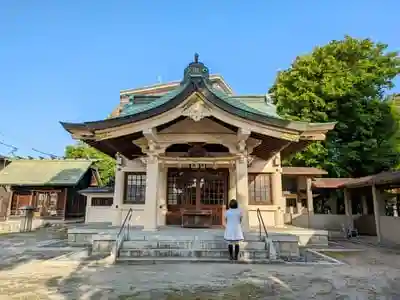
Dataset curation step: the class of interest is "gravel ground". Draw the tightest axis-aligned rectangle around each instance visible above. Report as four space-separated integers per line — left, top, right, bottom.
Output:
0 230 399 299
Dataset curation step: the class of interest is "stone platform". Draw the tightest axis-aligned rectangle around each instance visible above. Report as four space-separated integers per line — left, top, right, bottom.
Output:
67 225 328 264
68 225 328 247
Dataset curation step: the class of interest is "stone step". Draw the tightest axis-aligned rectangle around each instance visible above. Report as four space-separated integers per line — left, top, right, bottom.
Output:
119 248 269 259
122 240 267 250
116 257 284 265
127 232 264 242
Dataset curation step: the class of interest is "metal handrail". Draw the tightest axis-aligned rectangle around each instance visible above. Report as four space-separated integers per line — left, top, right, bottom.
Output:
111 208 133 262
117 208 133 238
256 208 268 240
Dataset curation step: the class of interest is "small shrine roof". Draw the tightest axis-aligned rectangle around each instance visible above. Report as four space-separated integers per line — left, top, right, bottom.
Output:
0 159 95 186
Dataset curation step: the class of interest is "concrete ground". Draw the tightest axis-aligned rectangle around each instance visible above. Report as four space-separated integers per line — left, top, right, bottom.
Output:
0 230 400 299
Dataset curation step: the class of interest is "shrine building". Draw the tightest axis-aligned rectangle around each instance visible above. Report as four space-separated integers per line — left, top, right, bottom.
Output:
61 54 336 231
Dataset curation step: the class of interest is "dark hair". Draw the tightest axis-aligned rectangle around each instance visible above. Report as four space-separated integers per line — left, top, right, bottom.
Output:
228 199 238 209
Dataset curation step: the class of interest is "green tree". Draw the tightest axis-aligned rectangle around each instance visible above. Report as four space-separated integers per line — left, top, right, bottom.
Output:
65 142 115 185
270 36 400 177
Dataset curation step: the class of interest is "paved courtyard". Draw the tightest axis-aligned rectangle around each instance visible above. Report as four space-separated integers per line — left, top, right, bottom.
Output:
0 229 400 299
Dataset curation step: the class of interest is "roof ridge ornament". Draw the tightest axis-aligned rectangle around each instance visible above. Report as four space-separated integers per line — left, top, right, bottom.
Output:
181 53 210 85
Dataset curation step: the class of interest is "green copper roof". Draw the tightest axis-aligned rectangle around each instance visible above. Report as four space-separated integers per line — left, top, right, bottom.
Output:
118 81 282 120
208 85 282 119
119 84 188 117
0 159 93 186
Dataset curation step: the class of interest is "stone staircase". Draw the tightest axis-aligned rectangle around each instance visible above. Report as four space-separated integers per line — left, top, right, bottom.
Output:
114 233 294 264
70 226 302 264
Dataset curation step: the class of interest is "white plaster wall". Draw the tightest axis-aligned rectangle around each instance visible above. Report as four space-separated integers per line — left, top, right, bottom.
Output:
110 158 148 226
289 213 351 230
86 207 119 223
119 207 146 227
380 216 400 245
85 205 146 226
83 188 148 227
248 205 277 227
84 193 116 224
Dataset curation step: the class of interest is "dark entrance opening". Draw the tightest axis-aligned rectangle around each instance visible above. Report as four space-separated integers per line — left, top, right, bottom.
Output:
166 168 229 226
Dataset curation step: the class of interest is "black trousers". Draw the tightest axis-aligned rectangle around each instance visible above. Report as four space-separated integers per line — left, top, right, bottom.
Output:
228 243 240 260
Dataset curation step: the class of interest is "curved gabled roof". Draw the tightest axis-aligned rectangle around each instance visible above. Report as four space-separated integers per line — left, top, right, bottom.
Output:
61 73 334 133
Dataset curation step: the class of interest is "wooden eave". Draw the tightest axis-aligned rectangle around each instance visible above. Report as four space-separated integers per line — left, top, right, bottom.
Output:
341 171 400 189
84 132 144 159
282 167 328 176
313 178 353 189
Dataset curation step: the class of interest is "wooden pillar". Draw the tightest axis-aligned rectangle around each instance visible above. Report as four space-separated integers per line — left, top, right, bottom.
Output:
63 188 68 221
228 167 236 202
344 188 352 215
195 171 201 210
306 177 314 214
113 166 125 226
29 192 34 206
371 184 382 243
361 195 368 215
143 155 159 231
344 188 353 227
271 170 284 227
157 166 167 227
6 190 13 219
296 176 303 214
236 156 249 231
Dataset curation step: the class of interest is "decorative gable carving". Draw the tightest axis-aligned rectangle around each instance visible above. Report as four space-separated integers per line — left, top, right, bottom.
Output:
160 118 234 134
182 99 212 122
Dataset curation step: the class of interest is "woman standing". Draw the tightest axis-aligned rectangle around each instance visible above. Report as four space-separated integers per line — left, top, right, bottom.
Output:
224 199 244 260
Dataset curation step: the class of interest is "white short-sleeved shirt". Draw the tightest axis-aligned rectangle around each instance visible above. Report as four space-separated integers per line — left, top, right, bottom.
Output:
224 208 244 241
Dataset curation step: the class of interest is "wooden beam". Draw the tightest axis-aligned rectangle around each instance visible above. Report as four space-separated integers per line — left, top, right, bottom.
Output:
63 188 68 221
6 190 14 219
237 128 251 142
142 128 158 143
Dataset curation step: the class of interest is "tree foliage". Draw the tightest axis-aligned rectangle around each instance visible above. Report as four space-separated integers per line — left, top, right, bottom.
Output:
270 36 400 177
65 142 115 185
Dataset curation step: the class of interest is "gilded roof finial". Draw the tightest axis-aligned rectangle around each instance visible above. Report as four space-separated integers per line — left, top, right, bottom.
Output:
194 53 199 63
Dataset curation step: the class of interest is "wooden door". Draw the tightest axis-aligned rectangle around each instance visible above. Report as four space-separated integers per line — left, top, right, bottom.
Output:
14 192 31 215
166 168 228 226
166 169 196 224
199 169 228 225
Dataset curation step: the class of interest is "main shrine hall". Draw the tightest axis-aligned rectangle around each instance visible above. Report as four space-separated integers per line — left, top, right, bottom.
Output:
61 54 336 231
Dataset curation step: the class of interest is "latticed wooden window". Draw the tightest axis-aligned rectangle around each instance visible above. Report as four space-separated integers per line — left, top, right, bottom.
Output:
248 173 272 205
124 172 146 204
167 169 197 206
91 197 113 206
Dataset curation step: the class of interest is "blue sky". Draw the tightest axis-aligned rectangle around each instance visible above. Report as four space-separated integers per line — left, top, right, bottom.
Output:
0 0 399 157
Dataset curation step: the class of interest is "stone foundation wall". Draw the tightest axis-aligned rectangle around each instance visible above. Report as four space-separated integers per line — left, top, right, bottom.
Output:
91 238 115 255
272 240 299 258
67 228 117 246
0 218 70 234
0 221 20 233
68 232 95 246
